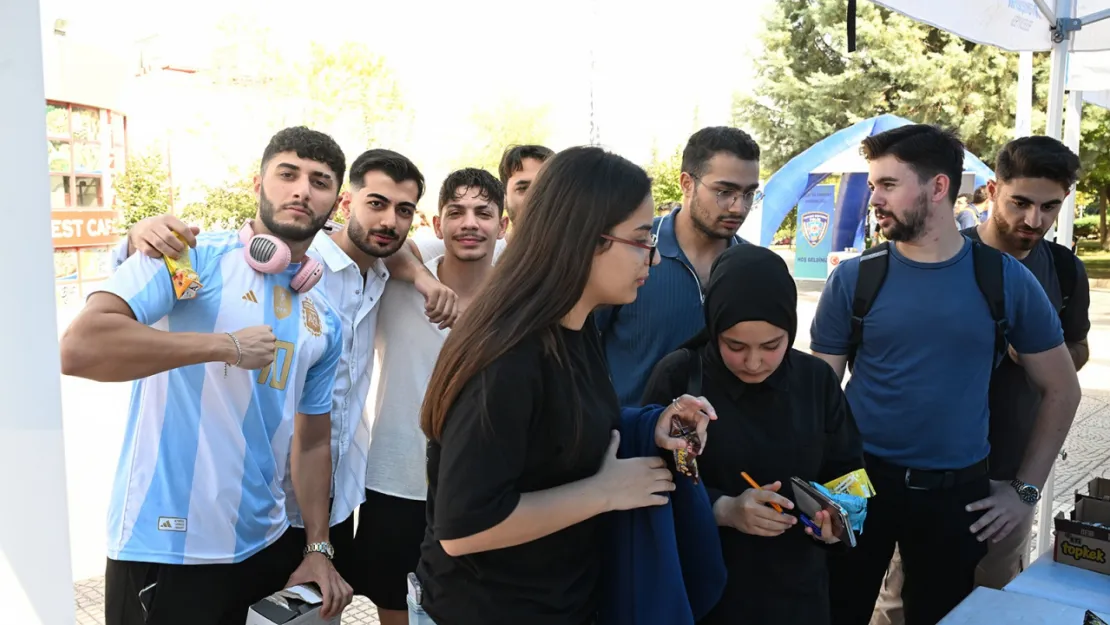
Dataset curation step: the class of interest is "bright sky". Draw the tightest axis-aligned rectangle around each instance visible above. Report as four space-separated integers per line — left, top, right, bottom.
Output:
41 0 773 175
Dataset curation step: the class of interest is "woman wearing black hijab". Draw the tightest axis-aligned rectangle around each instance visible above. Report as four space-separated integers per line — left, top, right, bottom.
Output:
641 244 864 625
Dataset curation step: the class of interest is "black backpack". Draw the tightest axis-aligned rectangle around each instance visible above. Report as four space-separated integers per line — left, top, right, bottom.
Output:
845 238 1079 372
846 241 1007 371
1046 241 1079 318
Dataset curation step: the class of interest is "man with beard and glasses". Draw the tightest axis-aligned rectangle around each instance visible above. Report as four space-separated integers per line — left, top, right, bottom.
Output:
870 134 1094 625
595 126 761 405
809 124 1081 625
351 168 507 625
62 126 353 624
109 147 443 612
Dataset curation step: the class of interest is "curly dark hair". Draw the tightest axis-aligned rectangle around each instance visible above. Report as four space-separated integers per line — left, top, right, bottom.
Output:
439 168 505 215
260 126 346 184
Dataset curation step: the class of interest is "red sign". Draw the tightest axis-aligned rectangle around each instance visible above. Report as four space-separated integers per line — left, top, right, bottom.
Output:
51 210 122 247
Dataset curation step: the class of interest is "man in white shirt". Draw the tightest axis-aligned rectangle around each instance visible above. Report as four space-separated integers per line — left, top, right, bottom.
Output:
111 149 457 606
353 168 506 625
385 145 551 276
62 126 353 624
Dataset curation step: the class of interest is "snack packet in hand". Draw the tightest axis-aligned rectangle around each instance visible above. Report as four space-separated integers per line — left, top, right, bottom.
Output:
164 234 202 300
824 469 877 499
670 415 701 484
810 481 868 534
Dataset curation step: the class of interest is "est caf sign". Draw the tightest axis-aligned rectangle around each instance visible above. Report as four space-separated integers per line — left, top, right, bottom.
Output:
51 210 122 247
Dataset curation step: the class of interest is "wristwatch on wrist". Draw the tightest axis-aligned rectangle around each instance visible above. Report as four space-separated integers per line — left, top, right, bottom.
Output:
1010 479 1042 506
304 541 335 560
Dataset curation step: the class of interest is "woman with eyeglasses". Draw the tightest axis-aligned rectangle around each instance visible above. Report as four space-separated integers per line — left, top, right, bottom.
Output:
642 244 864 625
408 146 718 625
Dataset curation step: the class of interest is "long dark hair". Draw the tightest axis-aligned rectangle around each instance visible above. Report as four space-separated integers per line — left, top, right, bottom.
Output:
421 146 651 441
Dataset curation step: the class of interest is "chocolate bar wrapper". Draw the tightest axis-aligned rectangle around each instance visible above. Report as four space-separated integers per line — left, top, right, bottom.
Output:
670 415 701 483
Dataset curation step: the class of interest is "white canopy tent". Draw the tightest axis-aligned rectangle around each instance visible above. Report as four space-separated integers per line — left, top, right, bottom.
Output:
869 0 1110 559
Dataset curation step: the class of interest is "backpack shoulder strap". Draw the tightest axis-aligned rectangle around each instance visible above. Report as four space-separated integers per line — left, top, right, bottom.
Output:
1047 241 1078 317
847 242 891 371
970 240 1007 367
683 348 703 397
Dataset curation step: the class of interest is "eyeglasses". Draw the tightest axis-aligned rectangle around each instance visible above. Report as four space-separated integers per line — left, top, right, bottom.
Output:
601 233 658 265
691 174 759 210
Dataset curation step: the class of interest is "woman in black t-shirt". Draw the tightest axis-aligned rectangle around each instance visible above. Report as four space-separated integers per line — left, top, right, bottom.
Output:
642 245 864 625
411 147 714 625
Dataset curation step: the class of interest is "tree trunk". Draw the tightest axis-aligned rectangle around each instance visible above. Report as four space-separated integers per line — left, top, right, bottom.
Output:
1101 188 1109 251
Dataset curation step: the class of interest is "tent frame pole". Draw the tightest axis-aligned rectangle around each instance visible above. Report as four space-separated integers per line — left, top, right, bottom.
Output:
0 0 79 622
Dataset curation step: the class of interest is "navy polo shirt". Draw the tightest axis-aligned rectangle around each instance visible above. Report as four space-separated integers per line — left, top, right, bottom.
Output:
596 209 745 406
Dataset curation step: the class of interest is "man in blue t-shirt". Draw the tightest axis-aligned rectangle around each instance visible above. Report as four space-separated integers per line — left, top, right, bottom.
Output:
810 125 1081 625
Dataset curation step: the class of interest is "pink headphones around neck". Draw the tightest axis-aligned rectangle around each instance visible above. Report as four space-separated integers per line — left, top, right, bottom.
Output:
238 220 323 293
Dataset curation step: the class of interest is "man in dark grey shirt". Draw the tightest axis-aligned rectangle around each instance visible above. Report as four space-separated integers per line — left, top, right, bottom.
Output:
964 135 1091 589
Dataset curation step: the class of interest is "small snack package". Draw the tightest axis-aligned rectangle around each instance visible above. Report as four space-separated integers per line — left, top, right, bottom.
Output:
670 415 702 483
824 468 877 500
164 234 202 300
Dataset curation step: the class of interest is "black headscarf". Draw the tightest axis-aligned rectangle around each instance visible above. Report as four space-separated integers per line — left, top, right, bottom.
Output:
681 245 798 375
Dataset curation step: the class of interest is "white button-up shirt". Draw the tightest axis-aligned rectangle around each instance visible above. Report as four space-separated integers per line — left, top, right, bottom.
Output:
111 229 387 528
304 231 388 526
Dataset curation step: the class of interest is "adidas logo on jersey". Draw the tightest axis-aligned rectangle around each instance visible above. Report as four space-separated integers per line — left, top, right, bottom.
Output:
242 290 258 303
157 516 187 532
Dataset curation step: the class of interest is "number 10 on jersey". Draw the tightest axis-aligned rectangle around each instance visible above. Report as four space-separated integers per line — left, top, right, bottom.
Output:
257 340 295 391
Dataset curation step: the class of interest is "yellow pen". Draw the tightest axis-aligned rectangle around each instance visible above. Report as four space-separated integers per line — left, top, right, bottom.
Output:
741 471 784 514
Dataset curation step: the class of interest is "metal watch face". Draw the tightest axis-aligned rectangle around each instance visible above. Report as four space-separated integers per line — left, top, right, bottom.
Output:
1012 480 1041 505
306 541 334 559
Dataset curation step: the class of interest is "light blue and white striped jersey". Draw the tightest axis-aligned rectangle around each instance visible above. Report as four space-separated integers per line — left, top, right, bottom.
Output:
94 230 343 565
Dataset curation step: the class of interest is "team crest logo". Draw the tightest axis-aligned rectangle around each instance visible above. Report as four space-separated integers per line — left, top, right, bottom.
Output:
302 298 322 337
801 211 830 248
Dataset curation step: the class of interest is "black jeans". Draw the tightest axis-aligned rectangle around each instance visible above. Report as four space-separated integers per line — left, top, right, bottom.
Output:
828 455 990 625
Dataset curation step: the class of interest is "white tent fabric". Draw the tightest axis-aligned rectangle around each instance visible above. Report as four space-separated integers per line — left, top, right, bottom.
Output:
866 0 1110 560
1086 90 1110 108
1072 51 1110 109
873 0 1110 52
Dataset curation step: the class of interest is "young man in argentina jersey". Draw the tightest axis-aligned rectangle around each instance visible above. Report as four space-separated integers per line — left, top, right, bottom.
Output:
61 127 355 625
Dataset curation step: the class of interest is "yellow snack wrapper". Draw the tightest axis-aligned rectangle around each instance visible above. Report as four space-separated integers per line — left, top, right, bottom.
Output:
164 234 202 300
824 469 877 499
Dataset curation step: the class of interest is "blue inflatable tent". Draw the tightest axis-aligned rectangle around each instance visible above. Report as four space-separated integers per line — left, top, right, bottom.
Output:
742 114 995 249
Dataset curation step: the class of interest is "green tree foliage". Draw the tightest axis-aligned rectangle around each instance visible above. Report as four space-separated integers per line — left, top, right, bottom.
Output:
299 42 408 154
1078 106 1110 249
453 99 553 173
180 163 258 231
645 148 683 206
114 149 174 230
733 0 1044 172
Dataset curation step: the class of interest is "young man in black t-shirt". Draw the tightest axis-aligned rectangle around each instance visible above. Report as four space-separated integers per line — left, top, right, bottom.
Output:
965 136 1091 588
